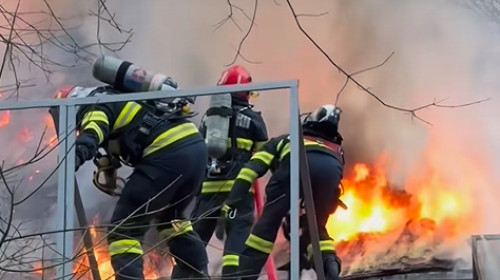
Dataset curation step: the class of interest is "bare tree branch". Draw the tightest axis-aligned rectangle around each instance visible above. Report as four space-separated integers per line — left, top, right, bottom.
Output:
284 0 490 124
223 0 261 66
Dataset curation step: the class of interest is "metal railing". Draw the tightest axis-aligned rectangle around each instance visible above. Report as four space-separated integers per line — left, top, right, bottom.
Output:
0 80 324 280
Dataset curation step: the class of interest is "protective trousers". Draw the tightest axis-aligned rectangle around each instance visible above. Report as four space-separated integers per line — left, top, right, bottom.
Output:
106 142 209 280
237 152 343 280
177 189 254 278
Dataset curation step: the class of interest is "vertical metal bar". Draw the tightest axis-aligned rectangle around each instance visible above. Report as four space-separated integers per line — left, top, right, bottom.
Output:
63 105 76 279
289 84 301 280
471 235 479 280
56 105 70 279
49 106 101 280
74 184 102 280
297 121 326 280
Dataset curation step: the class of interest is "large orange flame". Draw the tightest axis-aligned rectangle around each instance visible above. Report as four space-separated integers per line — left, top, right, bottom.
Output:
327 156 475 242
73 217 165 280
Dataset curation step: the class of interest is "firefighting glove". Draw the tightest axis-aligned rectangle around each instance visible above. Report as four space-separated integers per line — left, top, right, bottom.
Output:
75 144 91 172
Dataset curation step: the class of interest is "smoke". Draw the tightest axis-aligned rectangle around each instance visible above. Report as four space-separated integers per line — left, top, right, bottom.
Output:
3 0 500 276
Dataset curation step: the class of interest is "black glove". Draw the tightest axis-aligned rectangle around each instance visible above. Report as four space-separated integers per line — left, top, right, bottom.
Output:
75 144 91 172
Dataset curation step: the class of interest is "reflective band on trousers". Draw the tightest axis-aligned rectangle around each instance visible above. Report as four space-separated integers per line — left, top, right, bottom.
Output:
159 220 194 240
113 102 142 131
236 167 258 184
143 122 199 157
307 240 336 260
108 239 143 257
83 122 104 144
245 234 274 254
201 180 234 193
222 254 239 267
201 180 255 194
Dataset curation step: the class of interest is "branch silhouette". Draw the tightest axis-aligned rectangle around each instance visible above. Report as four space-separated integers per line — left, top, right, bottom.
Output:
284 0 490 124
217 0 261 66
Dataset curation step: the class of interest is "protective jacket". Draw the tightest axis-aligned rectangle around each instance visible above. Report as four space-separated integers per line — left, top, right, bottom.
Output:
74 87 202 172
224 131 344 280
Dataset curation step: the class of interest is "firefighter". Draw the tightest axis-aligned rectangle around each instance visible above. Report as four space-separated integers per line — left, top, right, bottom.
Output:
223 104 345 280
173 65 268 277
56 83 210 280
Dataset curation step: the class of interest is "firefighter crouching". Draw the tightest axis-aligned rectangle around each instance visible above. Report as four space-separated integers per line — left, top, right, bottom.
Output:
56 83 210 280
223 104 345 280
173 66 268 277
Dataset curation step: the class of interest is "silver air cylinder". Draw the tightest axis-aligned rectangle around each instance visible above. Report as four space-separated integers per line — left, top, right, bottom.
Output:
92 55 176 92
205 93 232 160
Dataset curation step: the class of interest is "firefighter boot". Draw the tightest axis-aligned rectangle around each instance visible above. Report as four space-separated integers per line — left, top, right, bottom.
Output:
111 253 145 280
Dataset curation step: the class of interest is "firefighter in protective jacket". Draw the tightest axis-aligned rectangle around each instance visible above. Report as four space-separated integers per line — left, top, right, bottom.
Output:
182 66 268 277
223 104 345 280
56 84 210 280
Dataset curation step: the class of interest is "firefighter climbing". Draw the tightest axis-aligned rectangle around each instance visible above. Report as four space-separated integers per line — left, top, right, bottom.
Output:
223 104 345 280
54 57 210 280
172 65 269 278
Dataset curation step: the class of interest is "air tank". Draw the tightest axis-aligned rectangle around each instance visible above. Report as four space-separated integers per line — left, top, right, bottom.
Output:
92 55 177 92
205 93 233 159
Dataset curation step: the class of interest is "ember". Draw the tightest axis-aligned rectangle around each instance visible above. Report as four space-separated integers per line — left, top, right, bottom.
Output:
0 110 10 127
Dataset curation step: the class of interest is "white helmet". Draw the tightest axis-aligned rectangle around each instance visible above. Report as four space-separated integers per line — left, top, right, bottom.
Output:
303 104 342 127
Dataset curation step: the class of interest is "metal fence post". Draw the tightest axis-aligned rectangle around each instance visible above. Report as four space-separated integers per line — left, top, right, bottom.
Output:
289 82 301 280
55 104 76 280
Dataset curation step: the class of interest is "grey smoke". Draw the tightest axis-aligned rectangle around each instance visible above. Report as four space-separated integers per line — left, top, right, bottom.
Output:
2 0 500 277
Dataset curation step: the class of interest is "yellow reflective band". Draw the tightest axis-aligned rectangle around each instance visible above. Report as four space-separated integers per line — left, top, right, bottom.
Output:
143 122 199 157
237 138 253 151
222 204 231 213
222 254 239 267
236 167 258 184
159 220 194 240
202 180 255 194
280 140 329 160
252 151 274 165
245 234 274 254
108 239 143 256
83 122 104 144
277 139 286 152
254 141 266 152
82 111 109 127
227 138 254 151
201 180 235 193
113 102 142 131
307 240 336 260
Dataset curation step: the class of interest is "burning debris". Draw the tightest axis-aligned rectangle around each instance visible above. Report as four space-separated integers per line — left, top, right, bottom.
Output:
322 157 474 278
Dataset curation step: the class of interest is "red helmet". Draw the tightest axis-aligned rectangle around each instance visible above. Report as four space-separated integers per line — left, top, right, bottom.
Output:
217 65 252 101
53 85 78 99
52 85 98 99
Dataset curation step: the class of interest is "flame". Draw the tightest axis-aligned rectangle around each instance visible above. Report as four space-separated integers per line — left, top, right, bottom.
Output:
327 155 474 242
326 154 478 275
0 110 10 127
73 216 164 280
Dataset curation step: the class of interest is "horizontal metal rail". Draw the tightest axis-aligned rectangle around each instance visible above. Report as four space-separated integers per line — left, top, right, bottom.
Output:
0 81 298 110
0 80 311 280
